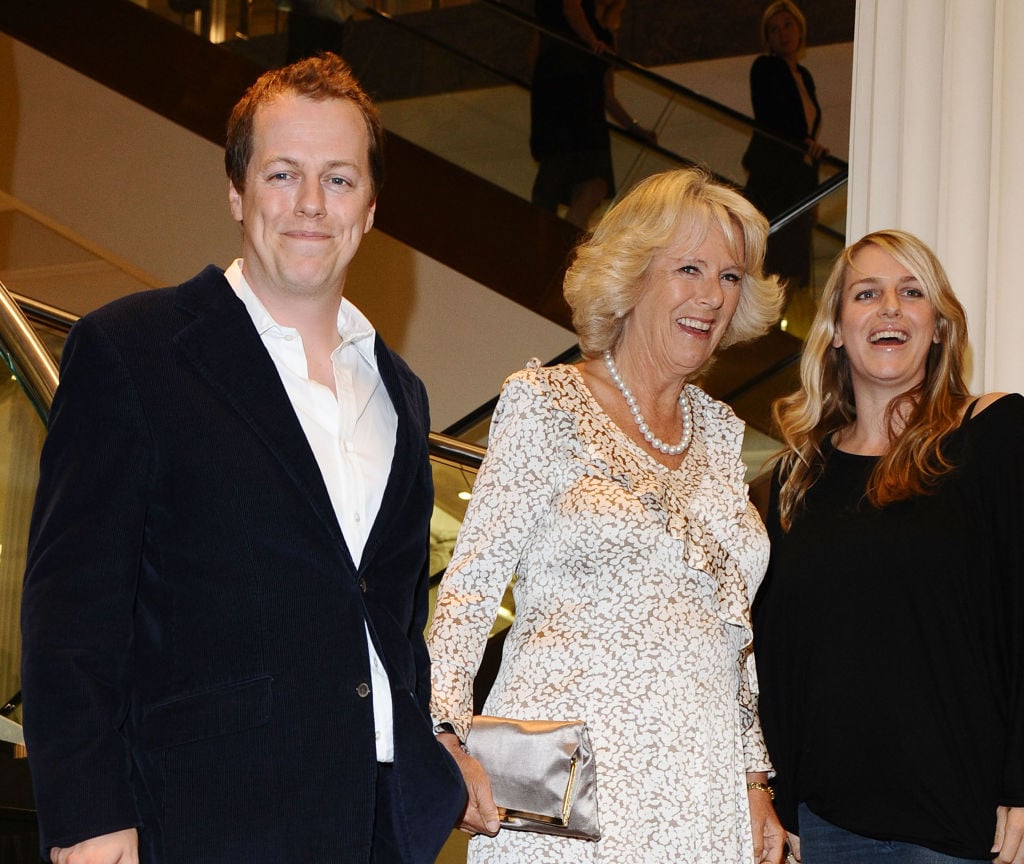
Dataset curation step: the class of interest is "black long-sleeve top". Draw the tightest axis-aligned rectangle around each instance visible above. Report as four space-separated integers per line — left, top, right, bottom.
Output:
753 395 1024 859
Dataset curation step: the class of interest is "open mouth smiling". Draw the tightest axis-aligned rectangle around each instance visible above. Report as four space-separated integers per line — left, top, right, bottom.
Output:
677 317 712 333
868 329 909 344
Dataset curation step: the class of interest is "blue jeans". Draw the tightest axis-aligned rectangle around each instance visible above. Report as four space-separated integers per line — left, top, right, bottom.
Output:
797 803 990 863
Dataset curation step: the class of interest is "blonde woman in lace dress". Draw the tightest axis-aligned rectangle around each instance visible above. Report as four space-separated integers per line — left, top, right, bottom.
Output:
428 167 786 863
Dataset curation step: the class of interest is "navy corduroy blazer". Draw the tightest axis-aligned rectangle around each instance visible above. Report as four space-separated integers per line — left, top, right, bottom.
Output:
21 266 465 863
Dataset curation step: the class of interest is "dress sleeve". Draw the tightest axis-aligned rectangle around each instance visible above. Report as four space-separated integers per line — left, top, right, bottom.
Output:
427 370 566 742
740 503 774 775
742 661 773 775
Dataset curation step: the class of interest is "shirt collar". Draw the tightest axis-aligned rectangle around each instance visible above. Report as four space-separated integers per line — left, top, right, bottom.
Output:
225 259 379 369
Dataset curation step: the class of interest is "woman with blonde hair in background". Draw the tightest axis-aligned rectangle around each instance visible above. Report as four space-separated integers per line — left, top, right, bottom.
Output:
742 0 825 292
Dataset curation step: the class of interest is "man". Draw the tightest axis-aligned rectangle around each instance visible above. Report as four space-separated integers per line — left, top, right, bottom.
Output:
21 53 466 864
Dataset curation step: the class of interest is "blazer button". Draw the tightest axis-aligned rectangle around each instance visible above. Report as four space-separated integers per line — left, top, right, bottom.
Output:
356 682 371 698
358 577 368 593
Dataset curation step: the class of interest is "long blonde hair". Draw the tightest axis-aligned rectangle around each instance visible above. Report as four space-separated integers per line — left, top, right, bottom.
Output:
773 230 970 530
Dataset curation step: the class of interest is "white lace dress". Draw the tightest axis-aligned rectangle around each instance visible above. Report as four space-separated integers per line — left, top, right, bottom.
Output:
427 362 772 864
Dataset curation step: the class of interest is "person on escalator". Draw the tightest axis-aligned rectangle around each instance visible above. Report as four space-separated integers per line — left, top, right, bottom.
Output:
742 0 825 293
529 0 656 230
20 53 465 864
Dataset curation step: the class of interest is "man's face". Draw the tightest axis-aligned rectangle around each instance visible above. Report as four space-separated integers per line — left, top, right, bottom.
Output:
228 92 376 305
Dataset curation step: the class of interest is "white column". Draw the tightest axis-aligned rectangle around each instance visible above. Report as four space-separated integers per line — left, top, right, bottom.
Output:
848 0 1024 392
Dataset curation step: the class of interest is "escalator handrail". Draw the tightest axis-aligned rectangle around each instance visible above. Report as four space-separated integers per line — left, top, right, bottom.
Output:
428 432 485 470
2 293 491 475
768 165 848 236
0 281 58 423
440 167 846 442
11 293 80 335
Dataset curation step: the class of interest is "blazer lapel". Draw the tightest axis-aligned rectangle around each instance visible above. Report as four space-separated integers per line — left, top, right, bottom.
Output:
171 269 350 558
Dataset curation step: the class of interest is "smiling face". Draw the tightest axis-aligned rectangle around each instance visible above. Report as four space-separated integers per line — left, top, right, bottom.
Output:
228 92 376 307
622 219 744 381
833 243 939 399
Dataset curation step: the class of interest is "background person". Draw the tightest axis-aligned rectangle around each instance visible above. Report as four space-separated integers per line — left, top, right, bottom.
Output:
428 167 785 863
753 229 1024 863
529 0 656 229
20 53 465 864
742 0 824 292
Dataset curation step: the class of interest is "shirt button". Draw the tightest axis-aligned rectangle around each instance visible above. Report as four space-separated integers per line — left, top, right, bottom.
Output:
356 683 371 698
358 577 368 593
353 512 361 523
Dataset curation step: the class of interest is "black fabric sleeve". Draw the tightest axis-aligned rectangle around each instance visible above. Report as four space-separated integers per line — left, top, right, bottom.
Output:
21 316 150 850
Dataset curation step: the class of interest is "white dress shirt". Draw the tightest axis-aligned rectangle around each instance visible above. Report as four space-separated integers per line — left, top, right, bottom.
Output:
226 259 397 761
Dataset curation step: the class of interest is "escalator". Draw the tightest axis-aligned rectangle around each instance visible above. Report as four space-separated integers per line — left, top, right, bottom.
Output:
0 0 849 440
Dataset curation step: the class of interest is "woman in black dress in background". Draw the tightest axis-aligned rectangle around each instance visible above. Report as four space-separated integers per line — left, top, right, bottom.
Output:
529 0 654 229
742 0 824 290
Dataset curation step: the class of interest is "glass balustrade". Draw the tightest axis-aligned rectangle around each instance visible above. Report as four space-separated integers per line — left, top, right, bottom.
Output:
0 281 58 737
0 369 44 733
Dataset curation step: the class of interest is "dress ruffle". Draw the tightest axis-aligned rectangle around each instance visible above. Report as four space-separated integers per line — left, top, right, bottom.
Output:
535 363 755 642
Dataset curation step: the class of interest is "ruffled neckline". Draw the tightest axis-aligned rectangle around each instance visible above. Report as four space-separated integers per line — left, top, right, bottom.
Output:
521 361 757 638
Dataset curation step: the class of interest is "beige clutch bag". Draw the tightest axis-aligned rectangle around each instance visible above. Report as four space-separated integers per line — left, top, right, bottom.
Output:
466 715 601 841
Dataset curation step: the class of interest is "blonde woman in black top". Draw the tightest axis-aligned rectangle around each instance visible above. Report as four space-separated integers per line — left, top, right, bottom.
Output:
753 229 1024 863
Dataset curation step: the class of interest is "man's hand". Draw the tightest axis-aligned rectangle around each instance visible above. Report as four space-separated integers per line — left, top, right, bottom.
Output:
992 806 1024 863
437 732 501 836
50 828 139 864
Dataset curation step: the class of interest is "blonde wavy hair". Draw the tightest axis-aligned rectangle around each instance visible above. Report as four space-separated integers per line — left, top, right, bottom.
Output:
563 167 783 367
773 229 971 531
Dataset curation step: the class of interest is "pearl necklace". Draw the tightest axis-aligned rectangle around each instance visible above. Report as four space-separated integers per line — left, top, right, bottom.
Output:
603 350 693 456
